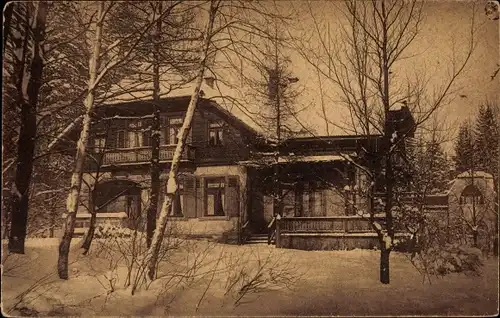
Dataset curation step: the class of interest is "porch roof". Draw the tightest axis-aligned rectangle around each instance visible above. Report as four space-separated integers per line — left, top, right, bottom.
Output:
238 154 348 167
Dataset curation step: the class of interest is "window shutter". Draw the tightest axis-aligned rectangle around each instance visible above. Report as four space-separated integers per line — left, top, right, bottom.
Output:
143 130 151 147
226 177 240 217
117 131 125 148
183 175 196 218
195 177 204 217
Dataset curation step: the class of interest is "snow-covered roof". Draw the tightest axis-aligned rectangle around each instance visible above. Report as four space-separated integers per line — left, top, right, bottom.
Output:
456 171 493 179
278 155 346 163
239 154 347 167
47 84 265 150
104 75 262 135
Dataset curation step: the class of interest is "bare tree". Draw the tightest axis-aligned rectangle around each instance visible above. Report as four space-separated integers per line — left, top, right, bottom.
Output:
6 1 49 254
295 0 477 284
142 0 297 280
78 119 115 254
122 1 198 248
235 17 305 218
57 1 179 279
144 0 219 281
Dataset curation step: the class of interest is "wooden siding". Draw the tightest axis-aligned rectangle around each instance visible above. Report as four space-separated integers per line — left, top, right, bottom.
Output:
87 106 252 170
194 110 251 163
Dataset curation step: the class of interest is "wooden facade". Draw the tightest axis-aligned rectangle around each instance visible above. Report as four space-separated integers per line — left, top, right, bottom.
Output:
58 96 419 249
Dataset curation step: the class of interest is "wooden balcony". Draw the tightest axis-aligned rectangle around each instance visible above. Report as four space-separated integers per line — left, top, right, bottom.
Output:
95 145 196 166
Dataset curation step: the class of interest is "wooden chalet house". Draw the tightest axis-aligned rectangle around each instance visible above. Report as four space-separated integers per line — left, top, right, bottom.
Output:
55 92 417 249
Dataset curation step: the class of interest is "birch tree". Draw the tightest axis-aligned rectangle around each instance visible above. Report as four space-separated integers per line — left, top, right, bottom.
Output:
142 0 294 281
79 121 113 254
296 0 477 284
57 2 107 279
56 1 182 279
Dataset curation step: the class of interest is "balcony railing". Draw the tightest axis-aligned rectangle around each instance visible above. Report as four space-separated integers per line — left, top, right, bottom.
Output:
278 216 387 234
97 145 195 166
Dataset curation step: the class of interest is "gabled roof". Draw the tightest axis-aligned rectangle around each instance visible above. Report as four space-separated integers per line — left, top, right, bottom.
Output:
98 95 263 137
48 96 266 150
456 171 493 179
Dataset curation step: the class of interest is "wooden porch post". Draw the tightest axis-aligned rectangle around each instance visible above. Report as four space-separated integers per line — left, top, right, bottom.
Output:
295 182 304 217
275 216 281 248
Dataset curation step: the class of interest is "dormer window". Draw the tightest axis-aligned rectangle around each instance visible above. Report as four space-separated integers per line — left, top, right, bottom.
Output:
208 121 224 146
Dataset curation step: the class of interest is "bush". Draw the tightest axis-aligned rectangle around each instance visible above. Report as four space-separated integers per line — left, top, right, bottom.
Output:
412 243 483 277
93 222 135 239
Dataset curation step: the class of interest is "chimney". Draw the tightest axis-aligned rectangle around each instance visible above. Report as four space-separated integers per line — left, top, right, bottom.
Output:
204 76 215 89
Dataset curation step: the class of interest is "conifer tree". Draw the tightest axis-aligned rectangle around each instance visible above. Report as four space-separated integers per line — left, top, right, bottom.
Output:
453 122 475 173
474 103 499 180
418 139 450 194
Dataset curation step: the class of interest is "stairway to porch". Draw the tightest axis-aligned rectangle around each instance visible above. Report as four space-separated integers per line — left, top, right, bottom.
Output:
245 233 275 245
242 217 277 245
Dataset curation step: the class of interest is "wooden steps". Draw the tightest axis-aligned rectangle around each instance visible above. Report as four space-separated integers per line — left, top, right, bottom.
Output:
245 233 274 245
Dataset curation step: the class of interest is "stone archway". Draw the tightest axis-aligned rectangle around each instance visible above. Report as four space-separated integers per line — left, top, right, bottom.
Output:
459 184 484 205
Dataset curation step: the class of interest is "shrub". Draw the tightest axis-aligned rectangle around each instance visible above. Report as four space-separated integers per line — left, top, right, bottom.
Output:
412 243 483 277
93 222 134 239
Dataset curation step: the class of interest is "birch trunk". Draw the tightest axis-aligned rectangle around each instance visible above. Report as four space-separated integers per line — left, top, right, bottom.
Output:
144 1 218 282
81 124 110 254
9 1 49 254
57 2 105 279
80 187 96 255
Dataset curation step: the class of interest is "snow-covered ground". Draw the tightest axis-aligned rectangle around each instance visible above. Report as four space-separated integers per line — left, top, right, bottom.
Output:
1 238 498 316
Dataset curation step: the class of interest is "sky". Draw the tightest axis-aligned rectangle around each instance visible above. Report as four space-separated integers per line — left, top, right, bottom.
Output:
111 0 499 154
286 0 499 147
209 0 498 153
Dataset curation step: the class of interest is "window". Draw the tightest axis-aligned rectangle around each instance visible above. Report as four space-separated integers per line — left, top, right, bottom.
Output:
94 136 106 153
208 121 224 146
309 181 325 216
142 130 151 147
282 188 296 217
460 185 484 205
168 183 184 217
117 130 126 148
169 118 183 145
460 195 484 205
128 131 143 148
205 177 225 216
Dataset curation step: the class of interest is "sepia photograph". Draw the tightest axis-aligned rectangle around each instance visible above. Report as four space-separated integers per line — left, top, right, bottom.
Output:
1 0 499 316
